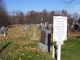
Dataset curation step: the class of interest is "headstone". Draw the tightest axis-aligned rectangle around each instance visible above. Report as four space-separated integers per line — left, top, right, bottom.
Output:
39 28 52 53
40 23 43 27
0 26 7 37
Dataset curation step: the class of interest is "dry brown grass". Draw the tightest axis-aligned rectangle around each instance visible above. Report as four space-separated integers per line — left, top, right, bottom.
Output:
0 25 53 60
68 31 80 37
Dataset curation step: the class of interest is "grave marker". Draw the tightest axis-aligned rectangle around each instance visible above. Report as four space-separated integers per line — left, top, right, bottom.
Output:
39 28 52 53
0 26 7 37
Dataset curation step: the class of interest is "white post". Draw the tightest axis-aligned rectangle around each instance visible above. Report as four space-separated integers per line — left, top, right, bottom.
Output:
4 33 5 37
4 30 6 37
57 45 61 60
52 45 55 58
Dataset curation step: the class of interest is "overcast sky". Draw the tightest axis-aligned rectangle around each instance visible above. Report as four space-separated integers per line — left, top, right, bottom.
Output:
5 0 80 13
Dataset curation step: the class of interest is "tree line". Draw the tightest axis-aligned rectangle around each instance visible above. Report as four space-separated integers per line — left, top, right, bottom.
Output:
9 10 80 24
0 0 80 27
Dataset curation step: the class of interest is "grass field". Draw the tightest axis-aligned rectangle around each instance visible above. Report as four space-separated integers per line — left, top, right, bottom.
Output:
0 25 80 60
62 37 80 60
0 25 53 60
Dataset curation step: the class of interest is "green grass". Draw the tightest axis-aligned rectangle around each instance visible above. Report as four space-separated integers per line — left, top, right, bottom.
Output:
1 37 80 60
62 37 80 60
0 26 53 60
0 26 80 60
0 37 53 60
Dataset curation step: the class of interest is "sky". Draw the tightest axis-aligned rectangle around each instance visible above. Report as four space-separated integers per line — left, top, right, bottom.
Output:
5 0 80 13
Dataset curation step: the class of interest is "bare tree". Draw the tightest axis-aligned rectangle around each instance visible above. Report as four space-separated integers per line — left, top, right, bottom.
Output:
61 0 74 4
0 0 9 27
16 11 24 24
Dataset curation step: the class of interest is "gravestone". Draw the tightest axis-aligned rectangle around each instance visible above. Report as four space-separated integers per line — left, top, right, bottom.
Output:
0 26 7 37
38 28 52 53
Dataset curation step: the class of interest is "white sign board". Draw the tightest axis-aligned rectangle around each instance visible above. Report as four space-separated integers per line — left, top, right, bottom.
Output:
53 16 67 45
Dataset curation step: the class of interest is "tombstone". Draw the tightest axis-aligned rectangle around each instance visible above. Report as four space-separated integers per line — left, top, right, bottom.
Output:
0 26 7 37
44 22 47 28
33 24 35 27
38 28 52 53
40 23 43 27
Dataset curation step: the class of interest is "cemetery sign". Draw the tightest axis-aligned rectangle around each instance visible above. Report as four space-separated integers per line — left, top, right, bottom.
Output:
53 16 67 60
53 16 67 45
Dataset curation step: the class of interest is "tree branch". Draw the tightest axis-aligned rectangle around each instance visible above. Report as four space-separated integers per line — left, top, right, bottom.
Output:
61 0 74 4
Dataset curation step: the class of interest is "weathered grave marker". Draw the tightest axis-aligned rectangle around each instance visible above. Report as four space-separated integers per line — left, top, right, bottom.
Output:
0 26 7 37
39 28 52 53
53 16 67 60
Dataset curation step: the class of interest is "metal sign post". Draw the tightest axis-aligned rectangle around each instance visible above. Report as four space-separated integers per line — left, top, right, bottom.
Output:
57 44 61 60
53 16 67 60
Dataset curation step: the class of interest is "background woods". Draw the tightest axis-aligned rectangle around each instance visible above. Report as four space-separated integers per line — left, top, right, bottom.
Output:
7 10 80 25
0 0 80 29
0 0 9 27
